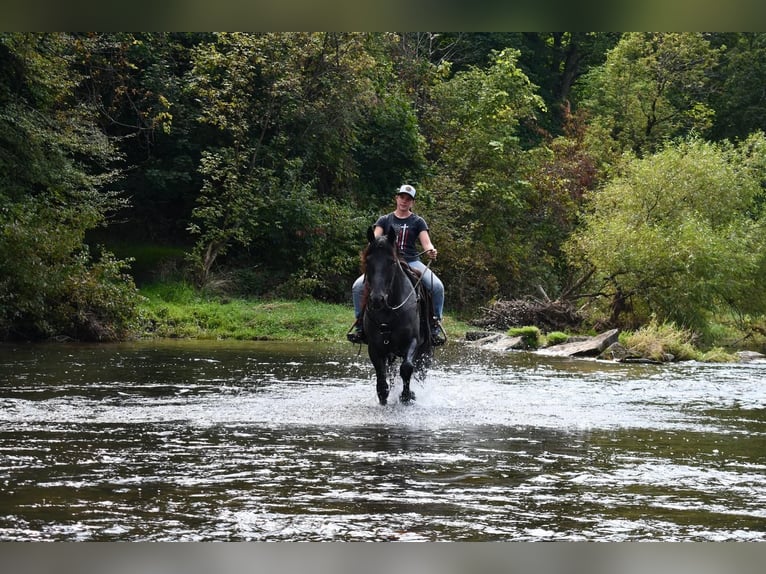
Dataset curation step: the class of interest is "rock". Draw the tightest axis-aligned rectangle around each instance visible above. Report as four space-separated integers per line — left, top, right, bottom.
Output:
471 333 528 351
465 331 496 341
620 357 664 364
463 328 763 364
736 351 766 363
465 328 621 357
539 329 620 358
598 342 632 361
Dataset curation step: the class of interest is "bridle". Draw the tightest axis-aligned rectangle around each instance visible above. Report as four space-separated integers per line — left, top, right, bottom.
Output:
365 244 433 312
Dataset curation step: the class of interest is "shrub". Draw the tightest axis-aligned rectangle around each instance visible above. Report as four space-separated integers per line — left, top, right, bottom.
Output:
545 331 569 346
700 347 738 363
623 320 699 362
58 250 146 341
508 325 542 349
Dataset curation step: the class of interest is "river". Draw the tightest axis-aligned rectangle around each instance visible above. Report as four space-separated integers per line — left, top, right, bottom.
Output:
0 340 764 541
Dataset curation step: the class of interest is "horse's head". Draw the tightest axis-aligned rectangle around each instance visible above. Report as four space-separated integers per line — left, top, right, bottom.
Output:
364 226 399 311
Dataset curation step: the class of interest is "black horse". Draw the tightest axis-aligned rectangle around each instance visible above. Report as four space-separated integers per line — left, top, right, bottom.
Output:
362 226 434 405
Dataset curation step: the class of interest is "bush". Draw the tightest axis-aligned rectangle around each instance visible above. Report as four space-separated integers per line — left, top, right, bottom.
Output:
566 135 766 336
622 320 699 362
545 331 569 346
507 325 542 349
2 248 146 342
57 250 145 341
700 347 738 363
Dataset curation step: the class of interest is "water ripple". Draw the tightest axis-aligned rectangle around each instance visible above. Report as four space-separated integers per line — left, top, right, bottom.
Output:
0 340 764 541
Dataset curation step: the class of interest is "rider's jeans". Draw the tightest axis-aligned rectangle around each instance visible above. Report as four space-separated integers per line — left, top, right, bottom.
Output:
352 260 444 320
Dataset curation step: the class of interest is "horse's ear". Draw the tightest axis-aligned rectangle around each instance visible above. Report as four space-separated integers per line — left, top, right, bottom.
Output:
367 226 375 244
387 226 397 245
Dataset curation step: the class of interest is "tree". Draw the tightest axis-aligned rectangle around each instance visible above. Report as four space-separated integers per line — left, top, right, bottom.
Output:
352 89 426 208
565 135 766 337
579 33 720 157
71 32 212 242
423 48 549 309
708 33 766 141
511 32 618 136
0 33 142 341
185 33 417 293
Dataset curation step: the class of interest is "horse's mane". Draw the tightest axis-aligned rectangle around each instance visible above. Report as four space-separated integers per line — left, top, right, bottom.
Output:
360 243 371 275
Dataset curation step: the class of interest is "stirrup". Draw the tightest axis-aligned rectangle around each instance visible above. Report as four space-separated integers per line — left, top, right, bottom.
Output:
346 322 366 344
431 319 447 346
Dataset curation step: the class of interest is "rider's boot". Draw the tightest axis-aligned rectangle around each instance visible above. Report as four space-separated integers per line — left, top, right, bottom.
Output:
346 317 366 344
431 317 446 346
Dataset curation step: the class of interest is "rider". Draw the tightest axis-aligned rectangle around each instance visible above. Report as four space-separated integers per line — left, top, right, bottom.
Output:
348 184 445 345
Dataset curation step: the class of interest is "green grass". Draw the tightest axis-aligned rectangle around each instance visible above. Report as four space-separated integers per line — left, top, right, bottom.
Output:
507 325 542 349
543 331 569 346
136 281 758 358
619 320 699 361
620 321 742 363
138 281 472 342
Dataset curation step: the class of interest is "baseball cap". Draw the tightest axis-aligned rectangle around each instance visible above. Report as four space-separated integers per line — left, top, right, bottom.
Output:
398 184 416 198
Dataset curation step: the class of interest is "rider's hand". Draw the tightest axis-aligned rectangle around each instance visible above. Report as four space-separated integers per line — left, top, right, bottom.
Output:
427 248 438 260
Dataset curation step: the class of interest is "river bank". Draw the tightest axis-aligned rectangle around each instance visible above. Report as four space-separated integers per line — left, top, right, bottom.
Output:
136 282 764 363
138 282 473 343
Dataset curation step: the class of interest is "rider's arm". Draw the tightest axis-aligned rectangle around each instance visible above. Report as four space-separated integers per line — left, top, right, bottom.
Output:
418 230 437 259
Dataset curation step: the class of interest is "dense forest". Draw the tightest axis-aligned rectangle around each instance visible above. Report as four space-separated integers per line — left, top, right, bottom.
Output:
2 32 766 343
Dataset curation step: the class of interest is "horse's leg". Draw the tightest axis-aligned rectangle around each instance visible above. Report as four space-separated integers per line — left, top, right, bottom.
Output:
399 338 419 403
369 351 390 405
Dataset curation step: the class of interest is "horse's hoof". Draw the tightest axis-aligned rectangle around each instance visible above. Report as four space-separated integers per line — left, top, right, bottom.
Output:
377 381 389 405
400 390 416 403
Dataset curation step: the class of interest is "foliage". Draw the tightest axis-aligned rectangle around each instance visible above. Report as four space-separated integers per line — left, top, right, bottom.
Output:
241 179 370 302
424 48 553 309
185 33 420 295
524 108 601 298
70 33 212 242
352 89 426 207
621 320 700 362
507 325 542 348
699 347 738 363
0 33 142 341
508 33 620 135
708 33 766 141
579 33 720 156
544 331 569 346
566 135 766 337
5 33 766 346
139 281 473 342
54 249 146 341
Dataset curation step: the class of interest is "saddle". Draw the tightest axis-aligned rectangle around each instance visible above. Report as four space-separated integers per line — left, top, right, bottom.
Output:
402 265 443 346
347 263 445 346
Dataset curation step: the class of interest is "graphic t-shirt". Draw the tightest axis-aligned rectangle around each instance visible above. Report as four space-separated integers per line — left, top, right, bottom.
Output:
374 212 429 262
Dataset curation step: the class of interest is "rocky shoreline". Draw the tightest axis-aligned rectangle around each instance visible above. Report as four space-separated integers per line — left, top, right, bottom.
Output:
464 329 766 363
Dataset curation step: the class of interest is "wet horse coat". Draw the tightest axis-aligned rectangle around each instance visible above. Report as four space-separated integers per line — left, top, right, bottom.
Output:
362 226 433 404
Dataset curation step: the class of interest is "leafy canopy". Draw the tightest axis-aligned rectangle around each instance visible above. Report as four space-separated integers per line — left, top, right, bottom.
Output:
0 33 142 341
566 134 766 335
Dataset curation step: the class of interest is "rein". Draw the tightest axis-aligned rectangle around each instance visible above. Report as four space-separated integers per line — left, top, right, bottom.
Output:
365 240 434 313
389 257 433 311
364 243 433 313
